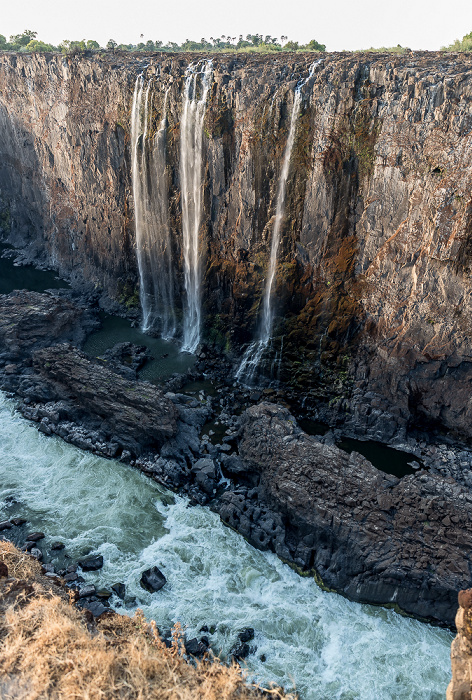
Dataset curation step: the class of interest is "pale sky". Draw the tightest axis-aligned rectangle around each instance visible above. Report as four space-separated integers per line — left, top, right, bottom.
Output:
2 0 472 52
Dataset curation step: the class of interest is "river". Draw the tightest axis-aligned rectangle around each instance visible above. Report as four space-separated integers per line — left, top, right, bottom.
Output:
0 390 452 700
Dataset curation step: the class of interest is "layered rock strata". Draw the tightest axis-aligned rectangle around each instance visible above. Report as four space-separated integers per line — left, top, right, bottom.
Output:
0 289 471 623
219 402 472 625
2 52 472 443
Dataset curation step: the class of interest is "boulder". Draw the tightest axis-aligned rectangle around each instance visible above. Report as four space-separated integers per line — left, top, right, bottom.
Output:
140 566 166 593
78 555 103 571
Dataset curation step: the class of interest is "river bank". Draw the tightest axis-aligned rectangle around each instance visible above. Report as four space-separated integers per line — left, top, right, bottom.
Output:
0 390 452 698
0 286 470 628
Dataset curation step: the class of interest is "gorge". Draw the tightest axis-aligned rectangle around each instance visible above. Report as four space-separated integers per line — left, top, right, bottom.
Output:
1 48 472 697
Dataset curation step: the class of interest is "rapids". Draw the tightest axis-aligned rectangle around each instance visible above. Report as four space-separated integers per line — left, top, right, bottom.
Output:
0 390 452 700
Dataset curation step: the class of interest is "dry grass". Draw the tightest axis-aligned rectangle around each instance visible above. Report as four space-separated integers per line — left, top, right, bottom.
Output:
0 542 296 700
0 541 42 580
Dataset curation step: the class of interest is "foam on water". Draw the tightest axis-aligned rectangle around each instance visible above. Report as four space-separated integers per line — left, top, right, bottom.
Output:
0 390 452 699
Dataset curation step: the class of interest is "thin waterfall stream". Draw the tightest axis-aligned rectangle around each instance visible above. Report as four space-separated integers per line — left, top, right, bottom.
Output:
131 75 176 338
180 60 213 353
0 390 452 700
236 61 322 383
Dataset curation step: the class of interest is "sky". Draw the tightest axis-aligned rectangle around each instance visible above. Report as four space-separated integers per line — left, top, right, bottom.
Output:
1 0 472 51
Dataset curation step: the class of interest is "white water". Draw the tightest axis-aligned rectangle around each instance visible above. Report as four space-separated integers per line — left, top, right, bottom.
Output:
180 60 213 353
236 62 322 383
131 76 176 338
0 390 452 699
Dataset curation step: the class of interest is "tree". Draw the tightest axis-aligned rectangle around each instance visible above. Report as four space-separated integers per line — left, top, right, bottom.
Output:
0 35 6 48
26 40 56 52
9 29 37 47
86 40 100 50
106 39 117 52
306 39 326 51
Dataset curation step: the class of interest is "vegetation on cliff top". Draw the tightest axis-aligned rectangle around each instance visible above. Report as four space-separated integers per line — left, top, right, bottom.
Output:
0 540 294 699
0 30 325 54
442 30 472 51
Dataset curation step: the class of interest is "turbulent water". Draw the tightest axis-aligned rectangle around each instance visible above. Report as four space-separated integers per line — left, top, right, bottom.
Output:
237 62 321 383
131 75 176 337
180 60 213 353
0 390 452 699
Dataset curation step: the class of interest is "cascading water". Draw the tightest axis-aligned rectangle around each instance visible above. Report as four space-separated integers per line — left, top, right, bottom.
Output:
131 76 176 338
0 390 452 699
180 60 213 353
236 61 322 383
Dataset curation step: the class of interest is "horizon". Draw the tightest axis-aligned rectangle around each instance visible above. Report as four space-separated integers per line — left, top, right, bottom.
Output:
2 0 472 53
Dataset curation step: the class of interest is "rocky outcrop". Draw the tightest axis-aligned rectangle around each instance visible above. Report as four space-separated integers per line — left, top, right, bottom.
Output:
448 590 472 699
219 403 472 625
30 344 178 450
0 289 96 359
2 52 472 442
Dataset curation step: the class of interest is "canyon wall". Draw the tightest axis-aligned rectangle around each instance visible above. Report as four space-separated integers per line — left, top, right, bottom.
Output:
1 51 472 442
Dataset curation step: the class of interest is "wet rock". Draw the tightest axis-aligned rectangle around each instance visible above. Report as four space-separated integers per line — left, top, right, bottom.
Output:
63 572 78 583
229 402 472 625
111 582 126 599
30 547 42 560
78 554 103 571
78 584 96 598
22 541 36 552
140 566 167 593
81 599 108 617
230 642 251 660
100 342 151 380
95 589 112 599
185 638 207 657
10 518 26 526
26 532 45 542
50 541 65 550
0 521 12 531
192 458 217 495
238 628 255 643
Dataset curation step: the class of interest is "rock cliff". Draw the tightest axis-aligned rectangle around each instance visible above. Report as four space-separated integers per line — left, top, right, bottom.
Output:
1 51 472 443
448 590 472 698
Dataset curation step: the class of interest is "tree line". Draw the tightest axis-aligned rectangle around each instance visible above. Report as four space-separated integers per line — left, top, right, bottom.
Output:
0 30 326 54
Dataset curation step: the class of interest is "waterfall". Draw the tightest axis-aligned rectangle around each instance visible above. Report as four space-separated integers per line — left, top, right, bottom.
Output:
131 76 176 338
236 61 322 383
180 60 213 353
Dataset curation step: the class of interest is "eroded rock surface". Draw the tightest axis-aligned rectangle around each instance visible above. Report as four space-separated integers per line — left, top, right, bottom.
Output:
219 403 472 624
31 344 178 449
448 590 472 699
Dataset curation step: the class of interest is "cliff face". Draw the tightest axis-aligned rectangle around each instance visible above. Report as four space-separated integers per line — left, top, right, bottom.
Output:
1 51 472 442
448 590 472 699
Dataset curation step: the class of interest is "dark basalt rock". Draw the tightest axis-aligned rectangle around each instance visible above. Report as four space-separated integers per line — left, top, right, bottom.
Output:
238 628 255 643
222 402 472 626
185 638 207 657
100 342 152 380
140 566 167 593
50 541 65 550
26 532 45 542
0 521 12 531
31 345 178 452
78 555 104 572
230 642 251 660
81 599 108 617
111 582 126 599
0 291 97 365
